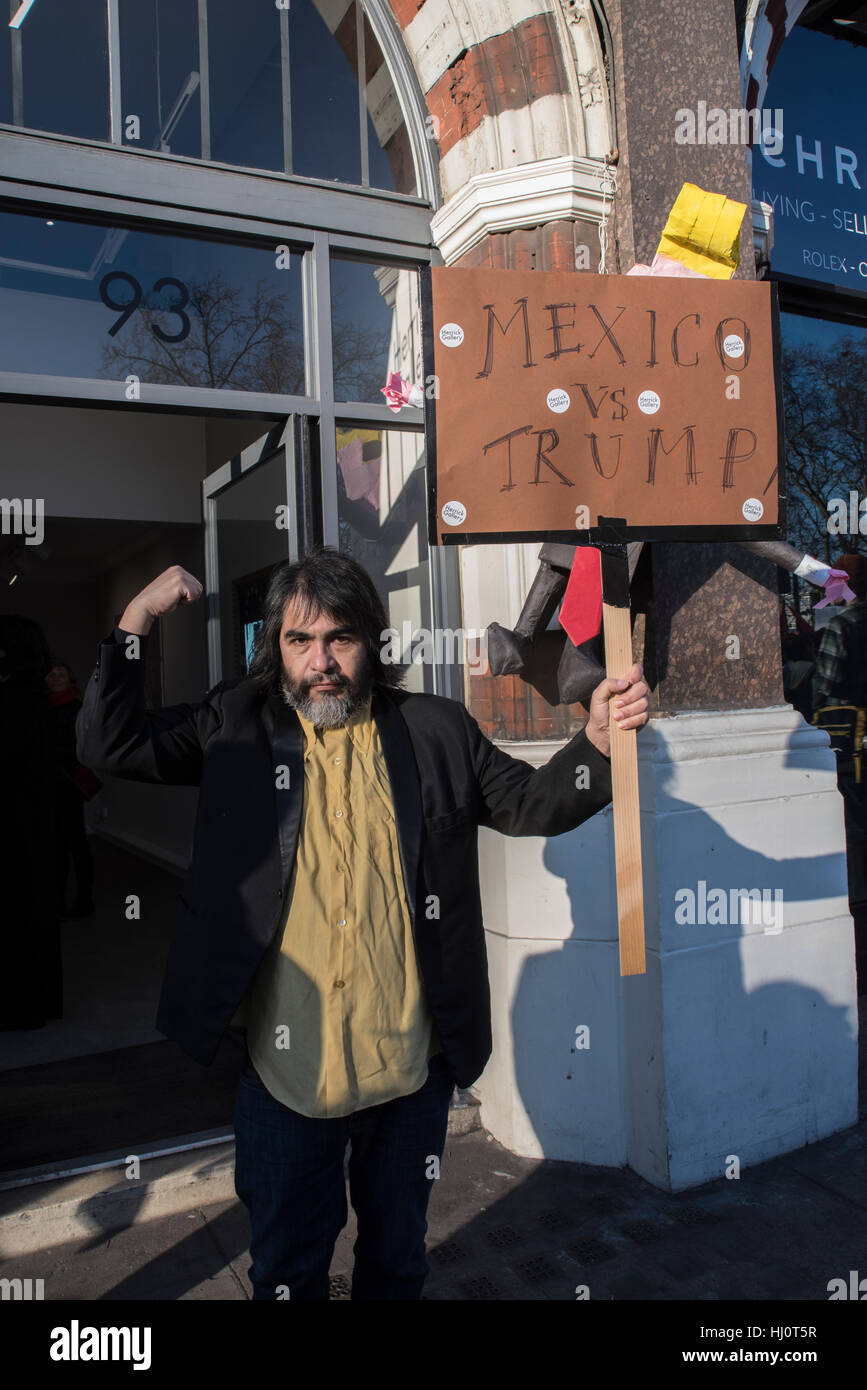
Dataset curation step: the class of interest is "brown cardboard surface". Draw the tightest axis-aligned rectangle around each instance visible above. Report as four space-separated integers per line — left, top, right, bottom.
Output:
427 268 781 543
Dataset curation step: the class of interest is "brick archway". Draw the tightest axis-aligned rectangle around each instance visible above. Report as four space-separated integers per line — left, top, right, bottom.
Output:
386 0 615 263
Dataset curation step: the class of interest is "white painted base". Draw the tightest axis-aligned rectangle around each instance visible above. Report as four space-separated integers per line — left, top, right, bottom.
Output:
474 707 860 1191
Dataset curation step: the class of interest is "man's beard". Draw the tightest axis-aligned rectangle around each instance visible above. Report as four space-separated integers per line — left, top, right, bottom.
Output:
280 660 374 728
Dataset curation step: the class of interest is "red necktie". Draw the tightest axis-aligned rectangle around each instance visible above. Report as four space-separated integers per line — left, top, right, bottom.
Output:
558 547 602 648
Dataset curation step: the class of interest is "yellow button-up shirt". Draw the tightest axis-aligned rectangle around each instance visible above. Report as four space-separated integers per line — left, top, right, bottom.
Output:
238 698 440 1117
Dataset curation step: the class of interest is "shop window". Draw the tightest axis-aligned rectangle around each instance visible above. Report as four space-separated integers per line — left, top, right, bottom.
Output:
335 425 431 692
779 312 867 571
330 254 432 685
118 0 202 161
2 0 109 141
753 22 866 293
0 206 306 393
756 9 867 680
331 256 420 403
757 14 867 608
0 0 418 193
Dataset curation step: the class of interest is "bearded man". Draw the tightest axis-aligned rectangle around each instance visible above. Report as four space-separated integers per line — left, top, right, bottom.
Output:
77 545 648 1300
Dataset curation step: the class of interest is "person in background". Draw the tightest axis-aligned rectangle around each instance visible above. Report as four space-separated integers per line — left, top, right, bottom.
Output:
0 616 63 1029
45 661 95 919
782 629 816 724
813 553 867 995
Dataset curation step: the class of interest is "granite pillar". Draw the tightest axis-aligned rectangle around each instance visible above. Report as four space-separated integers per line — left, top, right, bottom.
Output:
607 0 782 712
473 0 859 1188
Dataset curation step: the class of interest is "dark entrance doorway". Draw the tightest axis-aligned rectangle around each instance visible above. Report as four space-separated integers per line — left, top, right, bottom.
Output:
0 400 298 1179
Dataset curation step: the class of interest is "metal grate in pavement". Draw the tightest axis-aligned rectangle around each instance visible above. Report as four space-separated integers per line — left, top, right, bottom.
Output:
536 1208 574 1232
484 1224 523 1248
456 1273 504 1299
430 1240 470 1266
566 1237 617 1265
512 1254 560 1285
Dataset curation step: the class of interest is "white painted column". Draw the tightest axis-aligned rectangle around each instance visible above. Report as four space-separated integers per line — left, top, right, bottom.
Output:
473 707 860 1191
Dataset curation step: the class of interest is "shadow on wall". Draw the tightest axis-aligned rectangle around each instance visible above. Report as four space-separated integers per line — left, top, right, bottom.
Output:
508 726 858 1183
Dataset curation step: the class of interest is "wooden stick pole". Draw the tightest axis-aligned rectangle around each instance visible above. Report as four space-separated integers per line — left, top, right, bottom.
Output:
600 546 646 976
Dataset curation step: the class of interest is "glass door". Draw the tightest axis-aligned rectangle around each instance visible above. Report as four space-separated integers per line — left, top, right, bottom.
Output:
203 418 299 687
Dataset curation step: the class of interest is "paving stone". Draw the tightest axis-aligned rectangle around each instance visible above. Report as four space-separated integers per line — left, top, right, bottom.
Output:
696 1218 774 1263
483 1223 525 1249
454 1271 507 1299
781 1132 867 1208
584 1192 630 1216
663 1202 725 1228
7 1100 867 1302
535 1207 577 1234
645 1241 718 1282
691 1265 754 1300
508 1252 562 1290
0 1206 249 1301
744 1261 817 1299
430 1252 545 1301
604 1267 663 1299
428 1238 473 1268
566 1236 619 1266
618 1218 671 1244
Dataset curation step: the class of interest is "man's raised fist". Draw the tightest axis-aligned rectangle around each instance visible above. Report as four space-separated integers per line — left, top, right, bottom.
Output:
119 565 204 636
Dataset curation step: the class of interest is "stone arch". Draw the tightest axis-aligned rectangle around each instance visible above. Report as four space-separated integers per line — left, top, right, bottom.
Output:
740 0 812 111
386 0 616 261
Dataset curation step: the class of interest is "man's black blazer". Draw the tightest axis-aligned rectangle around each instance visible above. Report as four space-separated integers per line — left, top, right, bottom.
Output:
76 630 613 1089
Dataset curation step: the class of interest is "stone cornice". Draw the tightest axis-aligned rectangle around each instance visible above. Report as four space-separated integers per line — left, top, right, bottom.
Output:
429 153 613 264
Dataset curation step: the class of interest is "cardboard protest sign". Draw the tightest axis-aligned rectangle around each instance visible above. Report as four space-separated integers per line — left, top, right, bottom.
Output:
422 266 785 546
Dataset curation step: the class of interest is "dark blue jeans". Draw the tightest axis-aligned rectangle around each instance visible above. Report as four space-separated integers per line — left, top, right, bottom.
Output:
234 1048 455 1300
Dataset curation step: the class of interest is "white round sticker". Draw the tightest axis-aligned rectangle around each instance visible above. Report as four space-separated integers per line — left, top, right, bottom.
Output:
742 497 763 522
637 390 661 414
546 388 571 413
441 500 467 526
439 323 464 348
723 333 745 358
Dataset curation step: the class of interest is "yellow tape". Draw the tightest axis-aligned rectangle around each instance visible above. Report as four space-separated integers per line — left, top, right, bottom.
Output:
656 182 747 279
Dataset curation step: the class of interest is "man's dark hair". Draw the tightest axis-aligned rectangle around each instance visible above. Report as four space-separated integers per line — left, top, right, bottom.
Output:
248 545 407 694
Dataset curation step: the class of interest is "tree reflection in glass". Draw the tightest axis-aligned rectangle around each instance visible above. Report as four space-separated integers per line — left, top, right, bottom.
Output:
99 272 306 394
